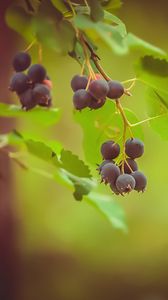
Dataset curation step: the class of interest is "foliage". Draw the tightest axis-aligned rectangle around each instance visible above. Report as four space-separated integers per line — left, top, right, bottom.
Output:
1 0 168 230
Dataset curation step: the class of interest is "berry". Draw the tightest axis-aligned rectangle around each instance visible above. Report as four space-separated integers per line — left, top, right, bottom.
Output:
101 163 120 184
9 72 29 94
43 79 53 89
28 64 46 83
94 73 102 80
119 158 138 174
131 171 147 192
107 80 124 99
73 89 92 110
89 79 109 99
88 97 106 110
116 174 135 194
101 140 120 160
110 182 120 195
125 138 144 159
97 160 114 173
13 52 31 72
32 84 51 106
19 88 37 110
71 75 88 91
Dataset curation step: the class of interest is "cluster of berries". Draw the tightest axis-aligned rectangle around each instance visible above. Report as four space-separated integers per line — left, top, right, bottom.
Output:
97 138 147 195
71 74 124 110
9 52 53 110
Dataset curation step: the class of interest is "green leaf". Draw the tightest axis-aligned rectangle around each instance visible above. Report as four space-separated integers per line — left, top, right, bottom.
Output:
50 0 67 13
0 103 61 126
26 140 58 162
5 5 35 42
74 101 144 165
126 33 166 57
145 88 168 140
87 0 104 22
60 150 92 178
74 14 128 55
135 55 168 96
85 192 127 232
33 18 75 54
104 10 127 37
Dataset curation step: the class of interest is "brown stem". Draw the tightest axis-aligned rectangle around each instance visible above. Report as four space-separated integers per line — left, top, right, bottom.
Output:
83 39 111 81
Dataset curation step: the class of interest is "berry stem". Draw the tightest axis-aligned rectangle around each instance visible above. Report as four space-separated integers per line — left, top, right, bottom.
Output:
130 114 166 127
80 34 96 79
24 39 36 52
67 0 76 16
83 39 111 81
83 0 89 8
38 43 43 64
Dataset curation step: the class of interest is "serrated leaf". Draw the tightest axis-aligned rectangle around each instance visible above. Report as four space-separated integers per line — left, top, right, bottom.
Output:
145 88 168 140
5 5 35 42
87 0 104 22
104 10 127 37
135 55 168 96
74 14 128 55
85 192 127 232
60 150 92 178
74 101 144 165
26 140 58 162
0 103 61 126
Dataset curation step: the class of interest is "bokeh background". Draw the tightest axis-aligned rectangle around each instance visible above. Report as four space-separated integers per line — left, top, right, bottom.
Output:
1 1 168 299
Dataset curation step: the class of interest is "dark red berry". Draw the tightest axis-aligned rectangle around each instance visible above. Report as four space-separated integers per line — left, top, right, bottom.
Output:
73 89 92 110
110 182 120 195
88 97 106 110
9 73 29 94
97 160 114 173
119 158 138 174
32 84 51 106
101 140 120 160
28 64 46 83
13 52 31 72
101 162 120 184
19 88 37 110
89 79 109 99
131 171 147 192
107 80 124 99
71 75 88 91
125 138 144 159
116 174 135 194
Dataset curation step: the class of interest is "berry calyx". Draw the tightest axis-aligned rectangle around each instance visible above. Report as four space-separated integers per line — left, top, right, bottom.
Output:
9 73 29 94
73 89 92 110
71 75 88 91
100 162 120 184
28 64 46 83
13 52 31 72
32 84 51 106
125 138 144 159
131 171 147 192
116 174 135 194
89 79 109 99
101 140 120 160
107 80 124 99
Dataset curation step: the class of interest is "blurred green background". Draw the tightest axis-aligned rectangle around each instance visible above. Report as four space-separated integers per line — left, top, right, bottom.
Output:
2 1 168 299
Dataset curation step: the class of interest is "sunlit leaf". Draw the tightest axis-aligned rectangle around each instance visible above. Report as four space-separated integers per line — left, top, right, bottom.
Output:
85 192 127 232
60 149 92 178
104 10 127 37
74 100 144 165
87 0 104 22
145 88 168 140
135 55 168 96
0 103 61 126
